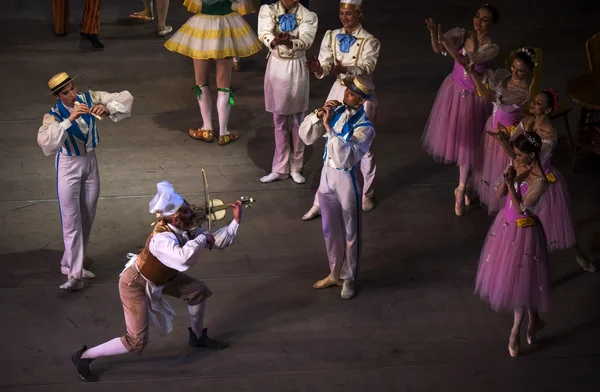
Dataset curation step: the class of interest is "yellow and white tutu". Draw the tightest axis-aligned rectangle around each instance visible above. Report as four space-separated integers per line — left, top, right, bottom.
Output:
165 0 262 60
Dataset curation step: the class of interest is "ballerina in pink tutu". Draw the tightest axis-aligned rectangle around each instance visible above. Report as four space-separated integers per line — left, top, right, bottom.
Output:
423 4 499 216
469 47 535 215
474 132 550 358
491 90 596 272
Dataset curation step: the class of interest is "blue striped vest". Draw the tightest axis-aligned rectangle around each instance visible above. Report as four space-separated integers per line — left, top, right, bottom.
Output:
48 92 100 156
323 105 372 171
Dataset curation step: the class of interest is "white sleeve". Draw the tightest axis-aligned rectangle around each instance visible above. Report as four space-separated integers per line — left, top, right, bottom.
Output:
345 37 380 78
326 124 375 169
290 10 318 53
299 112 326 145
148 232 207 272
316 31 334 79
190 220 240 249
89 90 134 122
257 5 276 49
37 113 70 156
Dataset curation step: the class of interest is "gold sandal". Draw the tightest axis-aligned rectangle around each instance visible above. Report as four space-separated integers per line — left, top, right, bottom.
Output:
189 128 214 143
218 132 239 146
130 11 154 21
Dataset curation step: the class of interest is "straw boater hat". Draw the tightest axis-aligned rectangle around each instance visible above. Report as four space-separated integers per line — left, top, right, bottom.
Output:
340 0 362 9
47 72 79 95
342 75 375 100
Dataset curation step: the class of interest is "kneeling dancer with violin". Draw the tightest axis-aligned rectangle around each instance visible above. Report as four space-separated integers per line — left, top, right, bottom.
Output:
71 180 243 382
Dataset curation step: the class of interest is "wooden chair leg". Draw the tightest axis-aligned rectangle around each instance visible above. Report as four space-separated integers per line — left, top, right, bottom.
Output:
563 114 574 154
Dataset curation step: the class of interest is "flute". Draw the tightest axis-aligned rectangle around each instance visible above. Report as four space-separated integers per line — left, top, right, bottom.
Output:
315 100 343 116
75 102 102 120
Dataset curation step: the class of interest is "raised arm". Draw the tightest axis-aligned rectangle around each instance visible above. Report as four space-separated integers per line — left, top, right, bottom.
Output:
299 111 327 145
37 114 69 156
89 90 134 122
325 121 375 169
192 220 240 250
149 232 208 272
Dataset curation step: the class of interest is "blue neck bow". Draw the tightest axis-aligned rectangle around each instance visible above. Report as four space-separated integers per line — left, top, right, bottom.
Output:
336 34 356 53
278 13 297 33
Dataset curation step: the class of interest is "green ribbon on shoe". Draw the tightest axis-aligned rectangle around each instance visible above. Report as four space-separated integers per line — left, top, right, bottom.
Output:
192 84 209 99
217 87 235 106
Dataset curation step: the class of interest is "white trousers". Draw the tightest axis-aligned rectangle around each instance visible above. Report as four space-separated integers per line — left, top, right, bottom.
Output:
313 81 377 207
56 150 100 280
271 113 306 174
317 166 363 281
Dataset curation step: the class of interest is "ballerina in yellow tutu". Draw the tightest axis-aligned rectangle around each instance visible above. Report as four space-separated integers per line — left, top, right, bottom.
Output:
165 0 262 145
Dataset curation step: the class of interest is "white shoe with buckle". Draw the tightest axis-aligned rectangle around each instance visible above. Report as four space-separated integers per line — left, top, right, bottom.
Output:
302 205 320 221
60 277 84 291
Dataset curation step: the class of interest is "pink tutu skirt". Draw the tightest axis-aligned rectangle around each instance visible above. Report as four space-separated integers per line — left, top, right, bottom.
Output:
537 168 576 252
471 120 511 215
422 75 492 167
474 209 551 312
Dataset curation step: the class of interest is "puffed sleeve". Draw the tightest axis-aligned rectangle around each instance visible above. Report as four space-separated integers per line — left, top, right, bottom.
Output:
88 90 134 122
345 36 380 78
299 112 326 145
257 4 276 49
521 178 549 214
440 27 466 55
232 0 257 16
316 30 334 79
471 43 499 64
326 123 375 169
290 9 318 53
37 113 70 156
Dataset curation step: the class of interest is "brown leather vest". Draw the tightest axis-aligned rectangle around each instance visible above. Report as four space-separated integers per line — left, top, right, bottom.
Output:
135 224 179 286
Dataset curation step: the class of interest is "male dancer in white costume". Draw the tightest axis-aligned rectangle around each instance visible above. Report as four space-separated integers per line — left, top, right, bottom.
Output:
299 76 375 299
38 72 133 291
71 181 242 382
303 0 380 219
258 0 318 184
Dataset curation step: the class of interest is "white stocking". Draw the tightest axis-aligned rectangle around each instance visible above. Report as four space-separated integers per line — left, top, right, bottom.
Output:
188 301 206 338
216 89 232 136
81 338 129 359
197 85 213 131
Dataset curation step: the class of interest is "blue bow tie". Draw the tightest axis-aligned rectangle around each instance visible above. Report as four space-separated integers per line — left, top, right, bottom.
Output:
336 34 356 53
278 13 297 33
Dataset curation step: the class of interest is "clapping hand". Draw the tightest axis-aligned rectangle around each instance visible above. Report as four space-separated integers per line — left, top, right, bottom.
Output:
330 59 347 76
425 17 437 35
305 56 323 74
504 165 517 184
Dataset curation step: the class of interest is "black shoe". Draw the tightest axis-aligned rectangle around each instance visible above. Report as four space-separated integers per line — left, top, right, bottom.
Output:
71 345 97 382
188 327 229 350
79 33 104 50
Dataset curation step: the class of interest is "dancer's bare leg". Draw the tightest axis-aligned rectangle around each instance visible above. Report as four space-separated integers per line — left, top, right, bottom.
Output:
156 0 172 35
526 308 545 345
509 308 524 357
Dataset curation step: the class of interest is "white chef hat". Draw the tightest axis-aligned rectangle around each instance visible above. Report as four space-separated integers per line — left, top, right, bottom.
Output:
340 0 362 9
149 181 184 217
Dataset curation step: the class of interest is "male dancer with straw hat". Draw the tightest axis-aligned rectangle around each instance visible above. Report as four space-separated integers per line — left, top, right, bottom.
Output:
38 72 133 290
299 75 375 300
